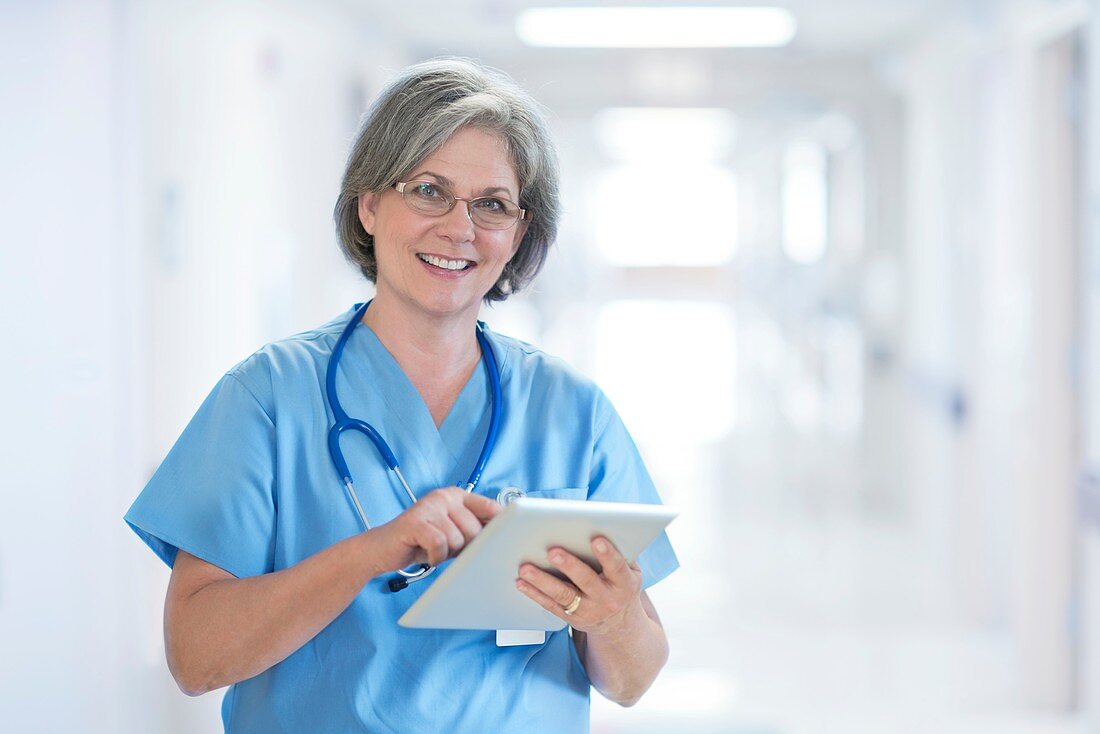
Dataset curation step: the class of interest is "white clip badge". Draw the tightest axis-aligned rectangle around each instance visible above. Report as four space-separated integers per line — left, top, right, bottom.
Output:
496 629 546 646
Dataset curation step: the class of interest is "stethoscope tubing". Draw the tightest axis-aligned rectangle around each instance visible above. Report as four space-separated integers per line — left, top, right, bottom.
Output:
325 301 502 591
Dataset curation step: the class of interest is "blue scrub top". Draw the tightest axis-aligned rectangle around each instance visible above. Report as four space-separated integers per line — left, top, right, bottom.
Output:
125 305 679 734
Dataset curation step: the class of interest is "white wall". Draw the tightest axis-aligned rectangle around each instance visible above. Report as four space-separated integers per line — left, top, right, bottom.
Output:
0 1 148 730
0 1 403 730
900 0 1087 710
1079 0 1100 723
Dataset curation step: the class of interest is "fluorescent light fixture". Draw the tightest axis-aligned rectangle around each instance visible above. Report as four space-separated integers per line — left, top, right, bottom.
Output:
516 6 796 48
594 107 735 161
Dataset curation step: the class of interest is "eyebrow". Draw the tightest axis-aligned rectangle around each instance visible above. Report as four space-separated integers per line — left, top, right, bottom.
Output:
411 171 516 200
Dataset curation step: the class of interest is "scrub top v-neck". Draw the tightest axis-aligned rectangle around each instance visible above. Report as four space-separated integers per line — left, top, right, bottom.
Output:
340 320 492 497
124 304 679 734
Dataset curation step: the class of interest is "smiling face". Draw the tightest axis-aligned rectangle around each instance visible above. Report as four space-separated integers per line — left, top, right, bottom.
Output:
357 126 528 325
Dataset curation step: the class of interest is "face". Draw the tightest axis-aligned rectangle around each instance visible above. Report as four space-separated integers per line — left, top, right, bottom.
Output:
357 126 528 323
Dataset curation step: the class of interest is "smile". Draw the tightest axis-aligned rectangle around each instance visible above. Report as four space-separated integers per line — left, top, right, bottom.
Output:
417 253 473 271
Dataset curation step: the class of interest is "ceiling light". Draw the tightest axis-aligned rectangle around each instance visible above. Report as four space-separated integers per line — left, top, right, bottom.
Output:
516 6 796 48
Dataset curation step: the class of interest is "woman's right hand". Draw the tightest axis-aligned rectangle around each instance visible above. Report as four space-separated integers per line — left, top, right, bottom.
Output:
371 487 502 571
164 488 500 696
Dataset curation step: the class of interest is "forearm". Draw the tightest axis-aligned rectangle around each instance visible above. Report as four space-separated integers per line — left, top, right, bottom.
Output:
166 531 390 695
577 599 669 707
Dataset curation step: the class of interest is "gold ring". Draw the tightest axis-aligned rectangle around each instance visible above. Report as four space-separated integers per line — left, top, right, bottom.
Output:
563 595 581 616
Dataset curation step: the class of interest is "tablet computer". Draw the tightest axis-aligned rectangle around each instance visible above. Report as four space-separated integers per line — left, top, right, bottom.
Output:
397 497 678 631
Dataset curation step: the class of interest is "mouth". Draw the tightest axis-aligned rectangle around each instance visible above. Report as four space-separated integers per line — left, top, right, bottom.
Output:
417 253 475 272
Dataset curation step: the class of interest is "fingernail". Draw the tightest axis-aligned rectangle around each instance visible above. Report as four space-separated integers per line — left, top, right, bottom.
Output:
550 552 564 564
595 540 608 553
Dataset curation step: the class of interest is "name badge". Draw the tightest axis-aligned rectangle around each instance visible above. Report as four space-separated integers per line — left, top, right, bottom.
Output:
496 629 546 646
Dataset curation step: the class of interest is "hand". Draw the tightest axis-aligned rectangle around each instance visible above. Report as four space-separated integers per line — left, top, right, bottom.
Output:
372 488 501 571
515 536 644 635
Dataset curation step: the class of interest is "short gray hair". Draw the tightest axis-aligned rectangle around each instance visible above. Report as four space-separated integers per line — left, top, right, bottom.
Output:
334 58 561 302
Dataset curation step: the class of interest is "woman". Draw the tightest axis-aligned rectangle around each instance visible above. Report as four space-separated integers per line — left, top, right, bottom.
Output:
125 58 678 733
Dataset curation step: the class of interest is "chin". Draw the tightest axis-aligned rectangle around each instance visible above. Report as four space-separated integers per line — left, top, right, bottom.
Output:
410 291 482 320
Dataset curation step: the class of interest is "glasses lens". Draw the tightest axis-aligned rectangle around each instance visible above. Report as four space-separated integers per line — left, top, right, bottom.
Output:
402 182 452 215
469 197 519 230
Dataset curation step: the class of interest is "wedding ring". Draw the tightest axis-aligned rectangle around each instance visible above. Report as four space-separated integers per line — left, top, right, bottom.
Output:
563 594 581 616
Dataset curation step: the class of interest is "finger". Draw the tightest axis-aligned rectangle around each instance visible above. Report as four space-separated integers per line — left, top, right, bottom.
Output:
463 492 502 523
515 577 573 622
547 547 603 596
421 525 449 567
592 537 631 582
519 563 581 608
449 504 484 544
431 516 466 556
427 487 468 515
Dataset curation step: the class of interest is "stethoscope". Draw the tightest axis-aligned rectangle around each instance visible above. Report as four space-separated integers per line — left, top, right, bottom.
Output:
325 301 511 592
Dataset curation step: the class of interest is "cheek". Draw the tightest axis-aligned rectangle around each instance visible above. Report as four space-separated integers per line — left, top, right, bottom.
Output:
371 232 408 278
489 234 521 263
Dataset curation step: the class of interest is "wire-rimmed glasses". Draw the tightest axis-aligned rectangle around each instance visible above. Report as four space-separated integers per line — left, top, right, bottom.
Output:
394 180 528 230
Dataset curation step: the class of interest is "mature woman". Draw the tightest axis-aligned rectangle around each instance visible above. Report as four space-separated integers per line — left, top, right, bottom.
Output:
125 58 678 733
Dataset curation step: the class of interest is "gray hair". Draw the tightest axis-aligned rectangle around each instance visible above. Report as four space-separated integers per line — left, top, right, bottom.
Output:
334 58 561 302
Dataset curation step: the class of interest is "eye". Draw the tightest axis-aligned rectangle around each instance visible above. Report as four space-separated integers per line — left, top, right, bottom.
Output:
412 182 443 200
473 197 507 212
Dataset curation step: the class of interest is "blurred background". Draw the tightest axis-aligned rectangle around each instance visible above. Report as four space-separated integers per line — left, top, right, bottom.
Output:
3 0 1100 731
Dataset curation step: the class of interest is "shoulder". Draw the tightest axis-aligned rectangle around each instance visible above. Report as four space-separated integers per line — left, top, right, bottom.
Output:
486 328 597 394
484 326 616 431
222 310 352 415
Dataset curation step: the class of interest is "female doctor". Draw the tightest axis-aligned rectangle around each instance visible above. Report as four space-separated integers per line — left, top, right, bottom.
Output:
125 58 678 733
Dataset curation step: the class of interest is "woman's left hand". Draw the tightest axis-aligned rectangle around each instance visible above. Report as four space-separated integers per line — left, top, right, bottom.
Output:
515 536 644 635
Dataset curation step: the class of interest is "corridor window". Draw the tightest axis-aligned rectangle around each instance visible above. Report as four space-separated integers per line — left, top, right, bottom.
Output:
593 107 737 267
594 164 737 266
782 139 828 264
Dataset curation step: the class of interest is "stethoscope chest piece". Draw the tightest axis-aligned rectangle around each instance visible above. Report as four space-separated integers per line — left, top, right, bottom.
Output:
496 486 525 506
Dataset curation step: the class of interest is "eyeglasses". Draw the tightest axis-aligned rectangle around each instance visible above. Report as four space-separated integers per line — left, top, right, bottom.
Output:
394 180 528 230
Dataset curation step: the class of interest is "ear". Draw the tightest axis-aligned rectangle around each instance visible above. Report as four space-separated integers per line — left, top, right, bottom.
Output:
357 191 380 236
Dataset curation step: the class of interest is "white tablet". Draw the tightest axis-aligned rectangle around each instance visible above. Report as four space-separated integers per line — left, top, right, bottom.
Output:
397 497 678 631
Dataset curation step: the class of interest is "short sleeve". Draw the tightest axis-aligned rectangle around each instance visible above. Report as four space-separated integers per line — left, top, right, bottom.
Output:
124 372 277 579
587 395 679 589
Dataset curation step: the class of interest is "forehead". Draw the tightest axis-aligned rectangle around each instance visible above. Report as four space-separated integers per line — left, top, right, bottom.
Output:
412 127 520 195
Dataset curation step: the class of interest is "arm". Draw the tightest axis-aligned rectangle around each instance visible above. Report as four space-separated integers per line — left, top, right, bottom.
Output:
570 592 667 707
516 538 669 707
165 488 500 696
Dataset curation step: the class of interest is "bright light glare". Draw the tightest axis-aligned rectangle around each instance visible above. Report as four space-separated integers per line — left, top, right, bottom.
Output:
782 140 828 264
516 7 797 48
594 108 735 162
595 300 736 445
595 164 737 266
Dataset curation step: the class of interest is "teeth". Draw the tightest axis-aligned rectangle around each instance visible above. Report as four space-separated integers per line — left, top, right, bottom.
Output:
418 253 471 271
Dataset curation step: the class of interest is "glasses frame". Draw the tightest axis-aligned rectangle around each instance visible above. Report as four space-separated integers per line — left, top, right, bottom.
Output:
394 180 529 230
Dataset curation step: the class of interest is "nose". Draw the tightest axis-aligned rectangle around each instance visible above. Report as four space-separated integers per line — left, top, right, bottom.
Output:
437 200 476 243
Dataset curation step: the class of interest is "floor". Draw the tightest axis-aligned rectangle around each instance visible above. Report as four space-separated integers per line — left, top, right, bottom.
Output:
589 427 1089 734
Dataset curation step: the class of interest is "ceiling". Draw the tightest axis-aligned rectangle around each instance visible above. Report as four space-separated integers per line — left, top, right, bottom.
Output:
325 0 1012 150
341 0 963 60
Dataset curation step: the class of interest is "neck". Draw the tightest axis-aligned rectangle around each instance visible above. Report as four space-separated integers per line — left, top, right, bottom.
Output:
361 292 480 380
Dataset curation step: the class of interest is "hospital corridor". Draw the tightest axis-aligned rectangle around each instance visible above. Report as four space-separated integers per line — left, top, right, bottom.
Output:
4 1 1100 732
